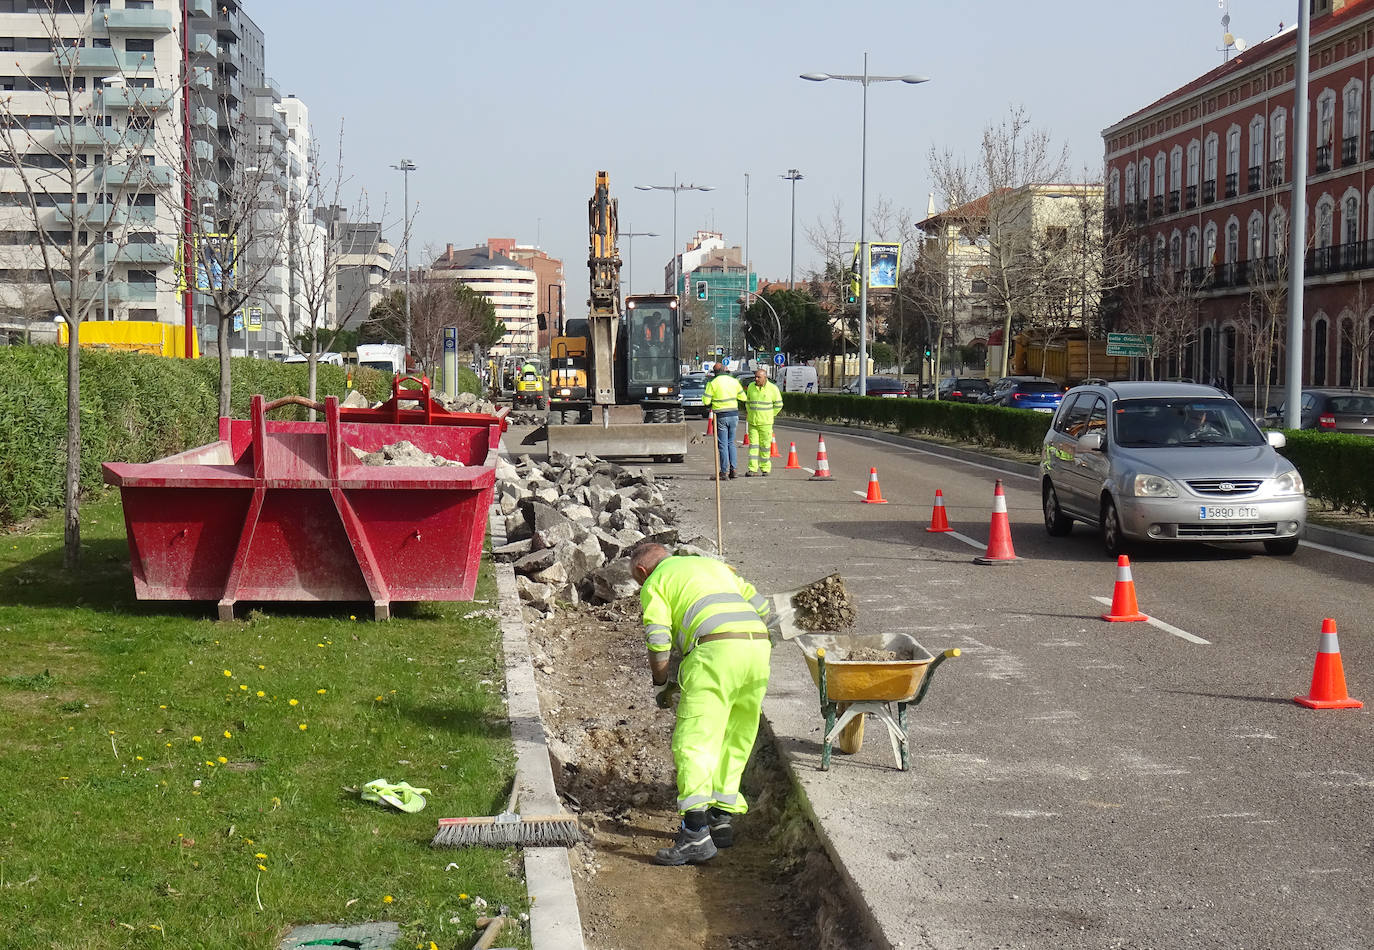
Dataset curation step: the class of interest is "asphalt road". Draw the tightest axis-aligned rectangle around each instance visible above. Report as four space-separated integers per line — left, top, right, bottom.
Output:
653 420 1373 950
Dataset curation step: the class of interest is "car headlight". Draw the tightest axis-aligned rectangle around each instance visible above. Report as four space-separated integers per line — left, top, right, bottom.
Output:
1131 473 1179 497
1273 469 1305 495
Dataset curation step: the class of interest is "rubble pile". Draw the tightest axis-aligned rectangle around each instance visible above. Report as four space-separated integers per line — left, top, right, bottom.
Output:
494 451 716 620
791 573 857 631
358 440 462 467
435 390 544 426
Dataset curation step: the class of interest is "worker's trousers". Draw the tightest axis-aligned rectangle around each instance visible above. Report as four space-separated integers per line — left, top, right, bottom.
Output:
747 418 774 473
672 638 771 815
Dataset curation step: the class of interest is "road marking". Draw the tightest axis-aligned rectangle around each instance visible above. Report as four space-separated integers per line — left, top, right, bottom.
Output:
802 467 815 474
945 530 985 551
1091 596 1211 645
786 427 1038 482
1300 539 1374 564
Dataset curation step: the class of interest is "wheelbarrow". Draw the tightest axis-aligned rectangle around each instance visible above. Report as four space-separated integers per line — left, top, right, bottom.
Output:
793 633 959 771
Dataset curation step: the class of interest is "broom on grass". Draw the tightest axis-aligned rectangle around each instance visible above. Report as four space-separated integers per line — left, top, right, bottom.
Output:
431 782 582 849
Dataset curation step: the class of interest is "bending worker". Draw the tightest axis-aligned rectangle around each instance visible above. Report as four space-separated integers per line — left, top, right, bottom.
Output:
703 362 745 479
744 367 784 476
631 542 777 866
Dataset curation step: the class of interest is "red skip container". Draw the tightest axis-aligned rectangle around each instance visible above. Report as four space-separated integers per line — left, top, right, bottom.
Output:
102 378 507 620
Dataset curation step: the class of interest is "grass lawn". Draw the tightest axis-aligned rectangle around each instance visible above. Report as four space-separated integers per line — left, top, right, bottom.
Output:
0 489 528 949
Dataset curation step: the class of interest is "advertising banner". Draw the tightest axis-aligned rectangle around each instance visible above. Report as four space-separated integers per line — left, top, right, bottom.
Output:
868 242 901 289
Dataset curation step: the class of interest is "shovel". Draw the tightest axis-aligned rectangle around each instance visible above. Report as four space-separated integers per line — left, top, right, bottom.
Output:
767 573 847 642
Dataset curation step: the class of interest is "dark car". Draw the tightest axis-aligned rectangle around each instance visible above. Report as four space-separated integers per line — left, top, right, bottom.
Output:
982 375 1059 405
1266 389 1374 436
678 373 708 418
840 376 909 398
937 377 991 403
996 379 1066 412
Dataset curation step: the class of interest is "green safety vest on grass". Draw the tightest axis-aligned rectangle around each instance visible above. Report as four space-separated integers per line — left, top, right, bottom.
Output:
640 556 771 657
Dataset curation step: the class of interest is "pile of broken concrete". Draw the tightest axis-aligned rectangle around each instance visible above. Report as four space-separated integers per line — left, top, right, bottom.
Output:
493 451 715 619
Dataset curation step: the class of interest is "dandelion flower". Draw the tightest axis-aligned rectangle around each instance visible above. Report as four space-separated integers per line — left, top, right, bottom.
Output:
316 643 325 648
192 735 202 743
108 730 116 735
256 691 265 698
60 776 69 781
136 756 143 761
288 699 298 707
159 705 166 709
349 614 356 620
223 730 232 739
375 695 384 701
223 670 232 677
244 838 253 845
239 685 247 691
255 852 266 859
317 689 326 694
257 863 267 871
165 742 172 747
382 895 393 904
217 756 227 764
257 664 265 670
298 723 308 731
459 893 468 900
205 760 215 767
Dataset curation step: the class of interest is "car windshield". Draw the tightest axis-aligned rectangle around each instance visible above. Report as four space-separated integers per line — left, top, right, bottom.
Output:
1113 397 1264 447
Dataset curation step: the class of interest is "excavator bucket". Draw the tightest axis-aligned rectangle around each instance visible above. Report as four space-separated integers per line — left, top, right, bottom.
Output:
547 420 687 461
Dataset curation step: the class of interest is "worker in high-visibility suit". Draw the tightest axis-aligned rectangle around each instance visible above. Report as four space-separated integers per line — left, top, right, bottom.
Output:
743 367 784 476
631 542 777 866
703 362 745 479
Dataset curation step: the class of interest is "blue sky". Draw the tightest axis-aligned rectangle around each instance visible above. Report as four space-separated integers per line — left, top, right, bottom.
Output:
252 0 1297 313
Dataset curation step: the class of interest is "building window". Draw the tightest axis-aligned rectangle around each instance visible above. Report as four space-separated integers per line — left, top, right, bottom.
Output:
1186 227 1200 269
1187 140 1200 187
1249 115 1265 191
1154 151 1166 197
1312 318 1328 386
1269 107 1286 184
1139 158 1150 199
1124 162 1136 205
1344 194 1360 245
1248 212 1264 260
1226 126 1241 174
1343 81 1362 166
1226 219 1239 264
1170 232 1182 271
1108 168 1120 208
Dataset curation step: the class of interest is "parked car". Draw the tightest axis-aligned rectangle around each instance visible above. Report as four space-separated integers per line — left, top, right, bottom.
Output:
994 379 1065 412
980 375 1058 405
840 376 909 397
678 373 709 418
936 377 991 403
1040 382 1306 556
1265 389 1374 436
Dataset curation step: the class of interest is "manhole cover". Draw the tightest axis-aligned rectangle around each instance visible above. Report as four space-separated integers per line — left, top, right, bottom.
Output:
279 922 401 950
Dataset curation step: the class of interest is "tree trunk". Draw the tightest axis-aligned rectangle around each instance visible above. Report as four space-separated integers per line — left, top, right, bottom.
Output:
1000 308 1013 378
218 312 232 418
307 354 318 422
63 318 81 570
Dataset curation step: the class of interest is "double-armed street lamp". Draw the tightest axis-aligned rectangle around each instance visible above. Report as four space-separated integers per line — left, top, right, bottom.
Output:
391 159 416 352
635 176 714 299
781 169 803 289
802 56 928 395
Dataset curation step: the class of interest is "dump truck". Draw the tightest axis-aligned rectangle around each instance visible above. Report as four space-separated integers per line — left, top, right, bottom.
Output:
546 172 687 462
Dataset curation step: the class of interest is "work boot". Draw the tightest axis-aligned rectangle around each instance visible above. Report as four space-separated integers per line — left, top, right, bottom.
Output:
728 468 738 479
706 807 734 848
745 469 759 477
760 469 770 477
654 819 717 866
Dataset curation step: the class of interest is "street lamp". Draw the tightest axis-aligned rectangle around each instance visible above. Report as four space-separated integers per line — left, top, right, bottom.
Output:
98 75 125 322
737 289 783 353
781 169 803 289
391 158 416 354
634 176 713 300
619 223 658 296
802 56 928 395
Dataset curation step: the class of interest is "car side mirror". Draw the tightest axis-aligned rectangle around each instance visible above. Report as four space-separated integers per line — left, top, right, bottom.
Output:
1266 431 1286 449
1078 432 1104 452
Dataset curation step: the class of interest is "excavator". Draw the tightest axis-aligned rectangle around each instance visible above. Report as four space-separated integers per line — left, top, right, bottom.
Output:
544 171 687 462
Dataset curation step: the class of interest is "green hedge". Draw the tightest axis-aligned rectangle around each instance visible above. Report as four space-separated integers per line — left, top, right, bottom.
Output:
1278 431 1374 516
0 346 393 525
780 392 1052 454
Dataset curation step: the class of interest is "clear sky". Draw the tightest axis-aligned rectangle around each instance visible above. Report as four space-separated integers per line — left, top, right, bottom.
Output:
251 0 1298 315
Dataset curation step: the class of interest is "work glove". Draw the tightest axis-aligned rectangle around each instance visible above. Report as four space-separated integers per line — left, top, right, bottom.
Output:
654 679 681 710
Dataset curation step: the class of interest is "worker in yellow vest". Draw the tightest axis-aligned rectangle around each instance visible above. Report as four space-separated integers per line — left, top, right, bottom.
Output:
631 542 778 866
743 367 784 476
703 362 745 479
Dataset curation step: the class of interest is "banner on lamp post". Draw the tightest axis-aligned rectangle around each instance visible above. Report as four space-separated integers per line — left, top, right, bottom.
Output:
868 242 901 289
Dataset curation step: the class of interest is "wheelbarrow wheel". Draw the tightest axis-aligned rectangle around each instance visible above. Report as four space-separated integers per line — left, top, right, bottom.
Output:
835 703 865 754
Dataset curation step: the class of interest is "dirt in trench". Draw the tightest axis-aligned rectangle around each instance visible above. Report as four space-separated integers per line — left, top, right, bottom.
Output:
528 601 876 950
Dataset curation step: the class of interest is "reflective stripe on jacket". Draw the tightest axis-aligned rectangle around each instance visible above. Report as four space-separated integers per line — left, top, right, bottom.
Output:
641 556 771 656
703 374 745 413
745 381 783 423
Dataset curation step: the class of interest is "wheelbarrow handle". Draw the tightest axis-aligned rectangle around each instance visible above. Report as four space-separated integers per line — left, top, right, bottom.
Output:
911 647 960 707
261 394 326 414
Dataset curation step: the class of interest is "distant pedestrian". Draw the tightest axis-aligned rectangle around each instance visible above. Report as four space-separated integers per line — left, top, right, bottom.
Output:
703 362 745 479
744 367 783 476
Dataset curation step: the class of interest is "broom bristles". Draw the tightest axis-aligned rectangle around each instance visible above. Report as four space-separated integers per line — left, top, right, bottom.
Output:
431 813 582 849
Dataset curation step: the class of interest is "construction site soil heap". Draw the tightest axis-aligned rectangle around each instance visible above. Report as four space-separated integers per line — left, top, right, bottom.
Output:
791 573 857 631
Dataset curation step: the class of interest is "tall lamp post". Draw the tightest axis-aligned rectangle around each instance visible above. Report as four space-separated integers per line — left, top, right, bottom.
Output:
619 224 658 296
802 57 928 395
98 75 125 322
781 169 803 289
634 176 713 299
391 159 416 354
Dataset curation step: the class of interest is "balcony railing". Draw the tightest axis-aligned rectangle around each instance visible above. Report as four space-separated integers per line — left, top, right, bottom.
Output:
1135 199 1148 221
1315 144 1332 173
1310 241 1371 275
1185 184 1198 209
1202 180 1216 204
1248 165 1262 192
1168 189 1181 213
1267 159 1284 187
1225 172 1238 198
1342 136 1358 167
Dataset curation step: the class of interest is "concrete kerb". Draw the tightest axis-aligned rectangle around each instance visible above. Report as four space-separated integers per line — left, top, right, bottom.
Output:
489 436 586 950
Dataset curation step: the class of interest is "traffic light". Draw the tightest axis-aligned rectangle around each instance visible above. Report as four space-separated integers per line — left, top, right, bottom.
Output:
846 272 859 304
695 280 708 301
924 345 933 359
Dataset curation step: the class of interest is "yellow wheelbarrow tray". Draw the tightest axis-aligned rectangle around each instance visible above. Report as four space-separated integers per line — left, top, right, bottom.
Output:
793 632 959 771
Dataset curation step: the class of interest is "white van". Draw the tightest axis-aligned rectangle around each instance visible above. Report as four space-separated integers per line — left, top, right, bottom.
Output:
778 365 818 393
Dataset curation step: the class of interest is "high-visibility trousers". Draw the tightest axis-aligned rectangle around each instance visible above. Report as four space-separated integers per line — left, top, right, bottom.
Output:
747 418 774 473
671 638 771 815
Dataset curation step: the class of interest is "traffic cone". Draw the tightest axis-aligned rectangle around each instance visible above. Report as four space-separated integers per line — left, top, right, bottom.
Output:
1100 555 1148 622
769 434 781 458
706 411 715 436
862 467 888 504
742 430 750 447
973 479 1018 564
810 435 833 480
1294 619 1363 709
925 489 953 533
784 442 802 469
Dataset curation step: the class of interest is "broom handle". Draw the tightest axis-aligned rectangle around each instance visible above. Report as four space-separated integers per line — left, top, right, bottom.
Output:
713 418 723 555
474 916 507 950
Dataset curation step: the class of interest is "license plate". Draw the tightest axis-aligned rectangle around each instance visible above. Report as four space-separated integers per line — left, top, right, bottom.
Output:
1199 505 1258 520
1034 407 1054 413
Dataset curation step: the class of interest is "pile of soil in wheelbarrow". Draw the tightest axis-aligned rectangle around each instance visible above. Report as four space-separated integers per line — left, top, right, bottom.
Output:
838 647 899 662
791 573 856 631
357 440 462 466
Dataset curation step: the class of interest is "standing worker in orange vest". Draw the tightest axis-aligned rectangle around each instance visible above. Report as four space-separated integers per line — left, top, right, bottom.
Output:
743 367 783 476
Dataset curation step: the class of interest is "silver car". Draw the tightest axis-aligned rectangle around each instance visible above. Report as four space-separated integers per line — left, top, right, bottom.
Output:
1041 382 1306 556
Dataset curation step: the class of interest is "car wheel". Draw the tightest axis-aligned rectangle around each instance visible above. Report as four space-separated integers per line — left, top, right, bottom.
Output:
1100 497 1128 557
1042 481 1073 536
1264 537 1300 556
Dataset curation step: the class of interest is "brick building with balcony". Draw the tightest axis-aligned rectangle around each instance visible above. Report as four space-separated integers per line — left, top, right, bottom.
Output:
1104 0 1374 392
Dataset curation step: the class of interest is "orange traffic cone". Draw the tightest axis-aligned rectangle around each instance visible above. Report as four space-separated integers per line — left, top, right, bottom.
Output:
706 411 715 436
1100 555 1148 622
810 435 833 480
862 467 888 504
741 430 750 447
1294 619 1363 709
973 479 1018 564
769 434 781 458
925 489 953 533
784 442 802 470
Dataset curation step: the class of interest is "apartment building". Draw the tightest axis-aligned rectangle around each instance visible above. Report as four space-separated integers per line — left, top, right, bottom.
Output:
428 240 538 354
1104 0 1374 390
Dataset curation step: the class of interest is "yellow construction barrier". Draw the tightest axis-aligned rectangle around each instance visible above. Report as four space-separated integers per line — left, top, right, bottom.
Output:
57 320 199 358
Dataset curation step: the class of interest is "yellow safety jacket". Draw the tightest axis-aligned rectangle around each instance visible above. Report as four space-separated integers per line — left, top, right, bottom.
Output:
744 380 783 424
641 556 771 657
703 373 745 414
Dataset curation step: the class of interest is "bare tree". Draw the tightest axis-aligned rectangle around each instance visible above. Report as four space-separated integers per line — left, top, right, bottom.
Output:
1337 286 1374 390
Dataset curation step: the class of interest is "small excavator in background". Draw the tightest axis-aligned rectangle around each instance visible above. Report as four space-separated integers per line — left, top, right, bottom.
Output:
544 171 687 462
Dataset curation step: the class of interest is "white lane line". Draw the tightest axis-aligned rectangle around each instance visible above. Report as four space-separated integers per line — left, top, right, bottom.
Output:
852 490 866 498
1300 539 1374 564
786 427 1037 482
802 467 815 474
1090 596 1211 645
945 530 985 551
